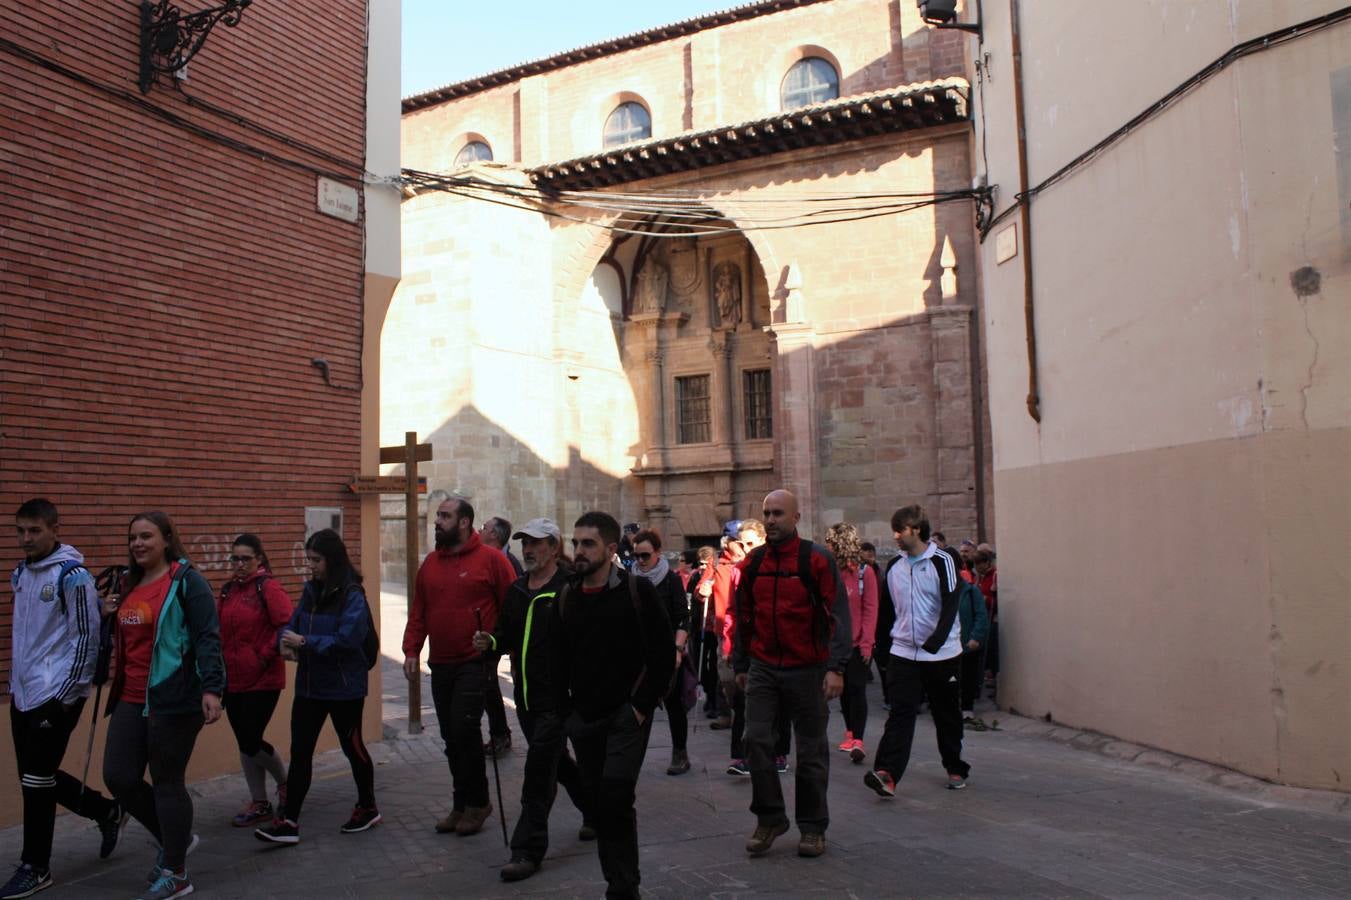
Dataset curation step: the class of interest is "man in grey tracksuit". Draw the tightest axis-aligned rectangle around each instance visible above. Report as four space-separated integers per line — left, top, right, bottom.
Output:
865 504 972 798
3 499 123 900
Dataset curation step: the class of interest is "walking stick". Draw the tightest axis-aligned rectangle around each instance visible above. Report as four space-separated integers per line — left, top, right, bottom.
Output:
80 566 122 803
475 608 510 848
78 684 101 805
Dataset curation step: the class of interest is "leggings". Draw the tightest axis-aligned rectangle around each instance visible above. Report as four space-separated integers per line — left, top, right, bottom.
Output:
285 696 373 821
224 690 280 757
840 648 870 739
103 701 203 870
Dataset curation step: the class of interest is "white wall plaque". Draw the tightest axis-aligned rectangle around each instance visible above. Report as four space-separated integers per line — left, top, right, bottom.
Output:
317 176 359 223
995 223 1018 265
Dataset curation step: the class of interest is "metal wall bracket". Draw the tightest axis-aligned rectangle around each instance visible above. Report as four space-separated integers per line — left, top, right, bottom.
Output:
139 0 253 93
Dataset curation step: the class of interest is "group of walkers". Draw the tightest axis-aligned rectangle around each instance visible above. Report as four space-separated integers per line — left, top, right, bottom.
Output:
4 490 999 900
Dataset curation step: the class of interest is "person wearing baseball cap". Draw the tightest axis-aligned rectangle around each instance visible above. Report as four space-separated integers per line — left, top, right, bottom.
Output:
472 517 592 882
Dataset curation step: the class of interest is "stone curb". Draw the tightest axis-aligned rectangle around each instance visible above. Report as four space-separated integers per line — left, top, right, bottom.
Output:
986 710 1350 815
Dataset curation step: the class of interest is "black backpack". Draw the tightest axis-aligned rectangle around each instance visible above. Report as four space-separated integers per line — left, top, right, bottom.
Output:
739 540 832 651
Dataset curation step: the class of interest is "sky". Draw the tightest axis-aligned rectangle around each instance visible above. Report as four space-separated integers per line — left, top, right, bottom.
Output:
401 0 746 97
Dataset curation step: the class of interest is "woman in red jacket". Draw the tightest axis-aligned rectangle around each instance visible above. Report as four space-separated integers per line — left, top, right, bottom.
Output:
218 534 295 827
824 522 877 765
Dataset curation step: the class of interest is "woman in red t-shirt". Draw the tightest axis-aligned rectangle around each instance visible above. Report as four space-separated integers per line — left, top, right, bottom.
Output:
102 511 224 900
218 533 294 827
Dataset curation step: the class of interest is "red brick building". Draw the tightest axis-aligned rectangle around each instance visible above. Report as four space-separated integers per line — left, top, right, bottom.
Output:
0 1 400 823
391 0 990 554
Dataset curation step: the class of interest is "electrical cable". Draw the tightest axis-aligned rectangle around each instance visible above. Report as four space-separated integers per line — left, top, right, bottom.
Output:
981 6 1351 238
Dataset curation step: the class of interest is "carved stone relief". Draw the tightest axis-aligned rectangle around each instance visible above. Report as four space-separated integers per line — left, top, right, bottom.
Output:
713 260 742 330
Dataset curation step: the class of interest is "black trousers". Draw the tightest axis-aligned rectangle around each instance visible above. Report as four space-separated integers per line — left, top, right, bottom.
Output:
11 697 116 870
512 708 590 863
569 704 652 900
874 654 970 783
430 661 489 810
699 630 722 714
223 689 280 757
663 669 689 752
285 696 374 820
483 655 510 739
728 682 791 760
103 701 202 870
840 648 870 739
959 647 984 712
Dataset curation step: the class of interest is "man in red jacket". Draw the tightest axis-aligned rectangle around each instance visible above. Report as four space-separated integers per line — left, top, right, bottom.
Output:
403 497 517 837
733 489 851 859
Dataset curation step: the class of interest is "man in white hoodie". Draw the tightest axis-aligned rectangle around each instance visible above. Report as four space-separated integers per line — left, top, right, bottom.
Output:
864 504 971 798
3 499 123 900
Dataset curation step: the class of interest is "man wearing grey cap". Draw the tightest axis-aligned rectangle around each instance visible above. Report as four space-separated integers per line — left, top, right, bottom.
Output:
473 518 591 882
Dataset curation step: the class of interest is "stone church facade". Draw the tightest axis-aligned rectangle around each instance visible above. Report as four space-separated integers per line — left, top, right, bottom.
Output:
388 0 990 568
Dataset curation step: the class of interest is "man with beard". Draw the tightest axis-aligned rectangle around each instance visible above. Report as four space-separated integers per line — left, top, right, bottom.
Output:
472 518 592 882
551 512 673 900
403 497 517 837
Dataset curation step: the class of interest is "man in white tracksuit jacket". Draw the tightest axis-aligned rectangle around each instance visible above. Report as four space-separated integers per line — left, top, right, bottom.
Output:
3 499 124 900
864 504 972 798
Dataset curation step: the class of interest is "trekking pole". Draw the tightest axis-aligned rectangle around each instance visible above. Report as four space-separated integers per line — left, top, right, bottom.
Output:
80 566 122 803
78 684 101 804
475 608 510 848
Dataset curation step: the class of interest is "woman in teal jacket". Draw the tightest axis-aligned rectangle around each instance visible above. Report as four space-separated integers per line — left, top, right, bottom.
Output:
103 511 224 900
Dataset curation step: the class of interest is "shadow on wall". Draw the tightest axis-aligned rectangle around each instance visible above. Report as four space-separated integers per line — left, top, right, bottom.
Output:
378 403 631 584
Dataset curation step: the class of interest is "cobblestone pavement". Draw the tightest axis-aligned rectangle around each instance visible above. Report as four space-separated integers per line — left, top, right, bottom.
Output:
5 586 1346 898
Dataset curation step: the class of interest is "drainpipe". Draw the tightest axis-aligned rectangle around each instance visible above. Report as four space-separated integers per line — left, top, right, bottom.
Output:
1009 0 1041 422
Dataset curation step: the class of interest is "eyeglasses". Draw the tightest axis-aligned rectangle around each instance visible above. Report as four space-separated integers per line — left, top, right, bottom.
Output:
635 552 654 561
228 555 256 564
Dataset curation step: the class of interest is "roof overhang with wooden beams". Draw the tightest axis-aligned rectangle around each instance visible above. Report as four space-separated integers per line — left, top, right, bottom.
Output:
529 78 969 191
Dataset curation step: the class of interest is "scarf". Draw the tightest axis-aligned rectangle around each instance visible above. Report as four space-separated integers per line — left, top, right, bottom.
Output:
639 554 670 587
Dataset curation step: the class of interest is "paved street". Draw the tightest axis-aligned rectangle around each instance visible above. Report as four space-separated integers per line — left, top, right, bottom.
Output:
5 586 1347 898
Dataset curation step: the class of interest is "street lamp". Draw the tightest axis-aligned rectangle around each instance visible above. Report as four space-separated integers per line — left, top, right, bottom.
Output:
139 0 253 93
917 0 982 39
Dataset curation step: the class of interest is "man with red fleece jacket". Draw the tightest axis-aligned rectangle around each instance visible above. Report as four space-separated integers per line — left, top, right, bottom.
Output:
403 497 516 838
733 489 851 860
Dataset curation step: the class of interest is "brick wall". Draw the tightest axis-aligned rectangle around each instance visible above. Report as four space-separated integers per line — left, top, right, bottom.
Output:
0 2 370 693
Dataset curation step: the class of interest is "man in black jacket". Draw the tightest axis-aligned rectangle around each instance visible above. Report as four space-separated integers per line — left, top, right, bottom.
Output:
473 518 590 882
550 511 674 900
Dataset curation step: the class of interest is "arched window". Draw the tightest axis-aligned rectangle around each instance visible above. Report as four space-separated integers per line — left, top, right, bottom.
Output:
453 140 493 166
603 102 651 148
780 57 839 109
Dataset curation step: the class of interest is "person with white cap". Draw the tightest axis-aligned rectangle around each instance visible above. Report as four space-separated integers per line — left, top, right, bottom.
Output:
472 518 592 882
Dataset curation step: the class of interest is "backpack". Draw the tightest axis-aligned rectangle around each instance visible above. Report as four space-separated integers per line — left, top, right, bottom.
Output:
11 558 87 616
218 573 273 610
558 572 670 701
740 540 831 651
361 600 380 671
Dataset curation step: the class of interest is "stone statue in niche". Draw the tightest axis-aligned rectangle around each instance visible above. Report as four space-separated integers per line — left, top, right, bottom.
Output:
634 259 669 314
713 260 742 329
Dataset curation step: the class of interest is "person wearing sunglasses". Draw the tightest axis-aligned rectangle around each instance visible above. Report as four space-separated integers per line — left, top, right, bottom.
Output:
631 529 693 775
216 534 294 827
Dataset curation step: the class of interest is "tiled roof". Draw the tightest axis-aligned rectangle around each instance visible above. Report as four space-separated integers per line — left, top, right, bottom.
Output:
530 78 969 190
402 0 834 112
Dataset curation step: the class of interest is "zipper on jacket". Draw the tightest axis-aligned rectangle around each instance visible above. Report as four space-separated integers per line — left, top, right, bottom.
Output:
772 543 783 668
520 590 556 711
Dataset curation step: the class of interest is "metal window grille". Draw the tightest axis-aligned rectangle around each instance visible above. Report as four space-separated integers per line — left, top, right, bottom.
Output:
603 102 652 148
743 369 773 440
780 57 839 110
453 140 493 166
676 375 711 444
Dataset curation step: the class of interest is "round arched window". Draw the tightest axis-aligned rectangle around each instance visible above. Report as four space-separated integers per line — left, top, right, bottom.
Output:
603 102 652 148
780 57 839 110
453 140 493 167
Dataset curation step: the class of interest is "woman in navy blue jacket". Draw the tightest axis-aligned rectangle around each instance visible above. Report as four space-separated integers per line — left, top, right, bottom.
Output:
255 529 379 844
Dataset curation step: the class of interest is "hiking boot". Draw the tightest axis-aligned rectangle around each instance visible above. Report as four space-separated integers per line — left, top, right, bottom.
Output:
577 823 597 841
710 715 732 730
231 799 273 828
836 730 855 752
454 803 492 836
254 818 300 845
666 750 691 775
340 805 382 833
744 821 788 855
725 759 750 777
434 809 463 834
0 864 51 900
947 774 968 790
964 716 989 732
499 856 540 882
849 739 867 765
864 768 896 798
798 832 827 857
146 835 198 883
774 755 790 774
484 734 512 758
138 869 191 900
98 803 128 859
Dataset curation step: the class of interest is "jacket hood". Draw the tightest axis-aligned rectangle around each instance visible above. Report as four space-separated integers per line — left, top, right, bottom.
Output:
229 567 272 587
25 542 84 570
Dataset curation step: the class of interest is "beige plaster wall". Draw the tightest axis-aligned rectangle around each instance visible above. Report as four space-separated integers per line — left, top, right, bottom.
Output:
974 0 1350 788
